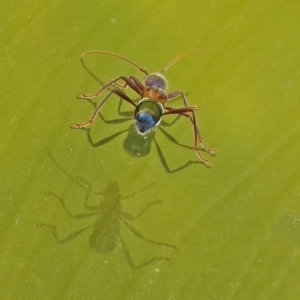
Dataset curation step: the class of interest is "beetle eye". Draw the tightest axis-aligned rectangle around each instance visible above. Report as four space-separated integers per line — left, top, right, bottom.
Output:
144 73 168 91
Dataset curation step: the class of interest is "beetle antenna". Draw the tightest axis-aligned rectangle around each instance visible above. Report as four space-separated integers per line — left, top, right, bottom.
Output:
81 50 149 76
160 48 200 74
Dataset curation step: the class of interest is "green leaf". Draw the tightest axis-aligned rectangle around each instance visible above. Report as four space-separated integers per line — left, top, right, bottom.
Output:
1 1 300 299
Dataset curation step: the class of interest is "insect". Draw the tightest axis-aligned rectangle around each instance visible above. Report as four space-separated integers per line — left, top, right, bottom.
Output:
71 50 216 166
38 154 178 268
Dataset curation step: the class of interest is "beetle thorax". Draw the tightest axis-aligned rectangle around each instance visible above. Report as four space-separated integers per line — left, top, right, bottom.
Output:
143 73 168 104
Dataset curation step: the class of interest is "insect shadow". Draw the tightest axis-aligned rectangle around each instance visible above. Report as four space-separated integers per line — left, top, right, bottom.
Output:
38 154 178 269
80 97 201 173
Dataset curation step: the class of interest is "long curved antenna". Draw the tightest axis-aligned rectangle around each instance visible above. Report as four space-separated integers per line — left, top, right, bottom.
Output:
160 48 201 74
81 50 149 76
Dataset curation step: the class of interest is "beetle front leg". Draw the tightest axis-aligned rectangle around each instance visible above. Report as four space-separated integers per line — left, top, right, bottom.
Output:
71 89 137 129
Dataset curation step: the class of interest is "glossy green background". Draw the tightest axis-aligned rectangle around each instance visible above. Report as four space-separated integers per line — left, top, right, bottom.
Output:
1 0 300 299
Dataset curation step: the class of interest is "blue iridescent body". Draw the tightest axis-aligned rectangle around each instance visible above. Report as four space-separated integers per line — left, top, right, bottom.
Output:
134 98 163 134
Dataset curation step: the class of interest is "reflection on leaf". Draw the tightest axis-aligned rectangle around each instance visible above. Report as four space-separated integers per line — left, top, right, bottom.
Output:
81 125 200 173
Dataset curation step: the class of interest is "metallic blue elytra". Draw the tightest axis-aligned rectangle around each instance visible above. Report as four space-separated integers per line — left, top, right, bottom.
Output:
136 113 156 133
134 98 163 134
